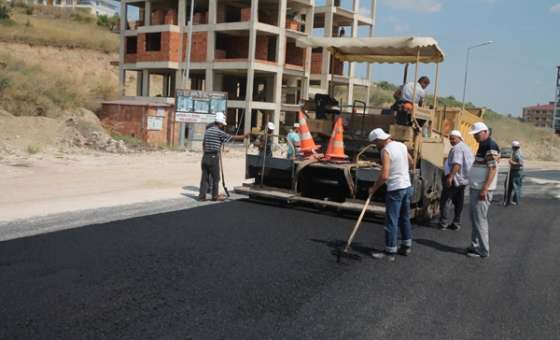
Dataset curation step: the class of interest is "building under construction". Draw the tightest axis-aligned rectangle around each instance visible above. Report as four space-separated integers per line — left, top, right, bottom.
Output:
116 0 377 140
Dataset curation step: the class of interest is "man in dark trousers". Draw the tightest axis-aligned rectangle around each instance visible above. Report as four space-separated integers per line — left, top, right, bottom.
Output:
439 130 474 230
198 112 246 201
506 140 524 206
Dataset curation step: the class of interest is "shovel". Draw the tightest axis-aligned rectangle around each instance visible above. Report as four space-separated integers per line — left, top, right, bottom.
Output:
332 192 374 263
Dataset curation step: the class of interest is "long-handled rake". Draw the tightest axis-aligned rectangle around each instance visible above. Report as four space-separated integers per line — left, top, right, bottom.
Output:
332 192 374 263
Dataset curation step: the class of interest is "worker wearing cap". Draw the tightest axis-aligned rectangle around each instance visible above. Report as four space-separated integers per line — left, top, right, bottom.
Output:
198 112 247 201
286 123 301 160
438 130 474 231
466 122 500 258
367 128 414 261
256 122 275 157
506 140 524 206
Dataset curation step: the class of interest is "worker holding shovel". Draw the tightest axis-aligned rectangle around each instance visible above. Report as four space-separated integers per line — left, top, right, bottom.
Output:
367 128 414 261
198 112 247 202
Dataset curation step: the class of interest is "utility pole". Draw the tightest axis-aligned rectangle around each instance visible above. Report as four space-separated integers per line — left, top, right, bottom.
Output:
461 41 494 113
554 65 560 134
179 0 195 147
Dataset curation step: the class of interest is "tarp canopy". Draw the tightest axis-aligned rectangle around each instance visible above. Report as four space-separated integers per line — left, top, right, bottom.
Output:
295 36 445 64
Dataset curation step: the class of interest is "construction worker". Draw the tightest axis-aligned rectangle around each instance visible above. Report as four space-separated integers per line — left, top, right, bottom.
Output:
438 130 474 231
286 123 301 160
255 122 275 157
506 140 524 206
392 76 430 125
368 128 414 261
466 122 500 258
198 112 247 202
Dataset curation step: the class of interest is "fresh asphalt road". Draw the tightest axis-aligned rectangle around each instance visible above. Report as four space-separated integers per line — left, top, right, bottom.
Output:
1 195 560 339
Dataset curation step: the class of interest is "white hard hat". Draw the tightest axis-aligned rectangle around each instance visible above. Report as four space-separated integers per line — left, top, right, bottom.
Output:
469 122 489 135
215 112 227 126
293 123 300 128
449 130 463 140
267 122 275 131
368 128 391 142
512 140 520 147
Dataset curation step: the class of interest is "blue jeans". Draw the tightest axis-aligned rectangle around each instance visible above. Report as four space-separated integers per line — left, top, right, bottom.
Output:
384 187 413 253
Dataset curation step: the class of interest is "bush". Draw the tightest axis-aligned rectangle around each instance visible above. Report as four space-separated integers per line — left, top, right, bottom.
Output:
26 144 41 154
0 0 11 20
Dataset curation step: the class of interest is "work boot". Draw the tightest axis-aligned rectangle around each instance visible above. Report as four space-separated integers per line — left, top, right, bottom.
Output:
212 194 226 202
197 196 207 202
371 251 396 262
449 223 461 231
397 246 411 256
438 222 448 230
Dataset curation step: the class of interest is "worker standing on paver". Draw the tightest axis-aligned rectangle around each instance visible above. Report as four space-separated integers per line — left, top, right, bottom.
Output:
466 122 500 258
367 128 414 261
506 140 524 206
256 122 275 157
286 123 301 160
438 130 474 231
198 112 246 202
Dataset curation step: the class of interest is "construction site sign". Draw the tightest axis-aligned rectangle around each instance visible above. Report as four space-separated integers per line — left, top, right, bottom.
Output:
175 90 228 123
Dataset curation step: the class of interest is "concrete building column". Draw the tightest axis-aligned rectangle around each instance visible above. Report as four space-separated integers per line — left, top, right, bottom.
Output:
302 5 314 100
320 9 333 93
206 0 217 91
244 0 259 137
118 0 126 96
144 0 151 25
175 0 186 90
346 0 360 106
136 71 143 96
273 0 287 139
142 70 150 96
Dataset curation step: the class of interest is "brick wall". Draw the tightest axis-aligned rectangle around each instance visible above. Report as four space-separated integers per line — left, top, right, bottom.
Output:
255 35 269 61
311 52 322 74
100 103 179 146
182 32 208 62
285 42 304 66
137 32 180 63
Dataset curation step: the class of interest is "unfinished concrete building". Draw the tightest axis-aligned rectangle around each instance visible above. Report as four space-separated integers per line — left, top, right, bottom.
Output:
118 0 377 137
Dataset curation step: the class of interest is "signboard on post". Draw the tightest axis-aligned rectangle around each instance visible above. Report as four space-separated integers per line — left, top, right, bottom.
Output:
175 90 228 124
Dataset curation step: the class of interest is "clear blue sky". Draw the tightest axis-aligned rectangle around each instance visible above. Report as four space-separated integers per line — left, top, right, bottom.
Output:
355 0 560 116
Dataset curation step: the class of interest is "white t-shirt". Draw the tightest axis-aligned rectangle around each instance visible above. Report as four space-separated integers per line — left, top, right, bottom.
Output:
401 82 426 104
383 141 412 191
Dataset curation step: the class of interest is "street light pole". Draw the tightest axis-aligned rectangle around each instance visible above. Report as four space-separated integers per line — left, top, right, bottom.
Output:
461 40 494 112
179 0 195 147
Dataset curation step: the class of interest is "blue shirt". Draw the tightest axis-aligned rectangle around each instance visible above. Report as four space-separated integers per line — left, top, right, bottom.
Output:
287 131 300 159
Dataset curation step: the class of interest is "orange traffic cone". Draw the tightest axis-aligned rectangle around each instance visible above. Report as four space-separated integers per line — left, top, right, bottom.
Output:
298 110 320 156
324 116 348 162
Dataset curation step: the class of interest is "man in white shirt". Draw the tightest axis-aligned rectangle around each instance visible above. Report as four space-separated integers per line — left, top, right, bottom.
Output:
392 76 430 125
368 128 414 261
439 130 474 231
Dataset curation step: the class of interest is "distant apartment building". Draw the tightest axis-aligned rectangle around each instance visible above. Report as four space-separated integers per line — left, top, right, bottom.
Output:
32 0 118 17
117 0 377 136
522 102 555 129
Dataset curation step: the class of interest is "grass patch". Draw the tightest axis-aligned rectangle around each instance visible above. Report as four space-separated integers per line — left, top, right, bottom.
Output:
112 134 145 148
26 144 40 154
0 6 118 53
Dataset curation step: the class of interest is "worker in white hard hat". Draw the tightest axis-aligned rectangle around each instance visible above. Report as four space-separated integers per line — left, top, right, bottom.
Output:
255 122 275 157
198 112 248 202
506 140 524 206
438 130 474 231
367 128 414 261
465 122 500 258
286 123 301 160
